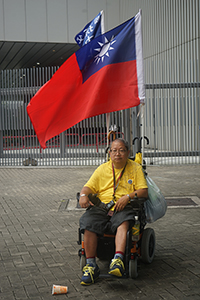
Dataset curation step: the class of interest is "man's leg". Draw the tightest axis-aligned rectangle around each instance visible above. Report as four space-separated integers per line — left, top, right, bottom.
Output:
84 229 98 260
81 230 100 285
84 221 129 258
108 221 129 277
115 221 129 253
79 207 110 285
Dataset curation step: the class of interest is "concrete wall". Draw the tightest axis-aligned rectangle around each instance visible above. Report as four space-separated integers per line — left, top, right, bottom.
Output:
0 0 122 43
1 0 199 82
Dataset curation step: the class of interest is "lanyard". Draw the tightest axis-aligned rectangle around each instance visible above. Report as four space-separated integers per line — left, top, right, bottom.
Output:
112 162 127 200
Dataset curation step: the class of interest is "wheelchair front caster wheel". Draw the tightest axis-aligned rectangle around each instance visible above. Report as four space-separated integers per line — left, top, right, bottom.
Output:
129 258 138 279
80 255 86 271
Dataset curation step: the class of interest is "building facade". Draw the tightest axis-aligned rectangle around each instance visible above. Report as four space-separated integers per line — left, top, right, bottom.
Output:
0 0 199 166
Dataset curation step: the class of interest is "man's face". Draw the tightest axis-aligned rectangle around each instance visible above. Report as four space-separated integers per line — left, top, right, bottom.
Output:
109 140 129 166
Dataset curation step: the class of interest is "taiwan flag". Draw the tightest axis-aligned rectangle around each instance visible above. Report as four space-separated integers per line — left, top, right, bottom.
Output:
75 10 104 47
27 10 145 149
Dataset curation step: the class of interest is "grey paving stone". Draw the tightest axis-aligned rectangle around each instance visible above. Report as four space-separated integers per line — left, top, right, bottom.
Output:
0 166 200 299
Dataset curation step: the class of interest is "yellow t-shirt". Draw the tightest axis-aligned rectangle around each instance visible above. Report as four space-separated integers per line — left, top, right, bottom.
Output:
84 159 147 205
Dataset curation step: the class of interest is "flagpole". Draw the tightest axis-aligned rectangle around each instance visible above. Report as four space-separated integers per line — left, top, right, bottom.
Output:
138 9 145 166
101 12 111 151
141 102 145 166
129 108 133 157
106 112 110 148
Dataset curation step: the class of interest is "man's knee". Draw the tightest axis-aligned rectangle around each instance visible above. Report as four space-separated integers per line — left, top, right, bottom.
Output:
117 220 129 232
84 229 97 237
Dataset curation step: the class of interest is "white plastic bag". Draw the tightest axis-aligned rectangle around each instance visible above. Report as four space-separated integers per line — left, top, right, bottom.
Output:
144 175 167 223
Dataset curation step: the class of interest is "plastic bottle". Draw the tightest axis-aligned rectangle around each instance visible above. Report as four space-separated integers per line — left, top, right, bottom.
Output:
132 216 140 241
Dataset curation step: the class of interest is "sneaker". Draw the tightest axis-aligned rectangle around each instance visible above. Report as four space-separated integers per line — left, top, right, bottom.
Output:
108 257 125 277
81 263 100 285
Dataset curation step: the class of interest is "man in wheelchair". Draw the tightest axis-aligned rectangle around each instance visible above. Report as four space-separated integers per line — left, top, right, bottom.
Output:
79 138 148 285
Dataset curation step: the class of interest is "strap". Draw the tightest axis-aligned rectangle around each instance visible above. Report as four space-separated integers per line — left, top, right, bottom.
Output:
112 162 127 200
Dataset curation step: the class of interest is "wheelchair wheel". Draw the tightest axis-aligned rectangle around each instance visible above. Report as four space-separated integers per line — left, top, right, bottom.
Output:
141 228 155 264
80 255 86 271
129 257 138 279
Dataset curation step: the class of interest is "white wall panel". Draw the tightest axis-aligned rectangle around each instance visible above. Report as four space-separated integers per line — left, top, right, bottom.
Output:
119 0 138 23
0 0 4 40
106 0 120 31
67 0 119 42
26 0 47 42
67 0 88 43
87 0 107 28
4 0 26 41
47 0 68 42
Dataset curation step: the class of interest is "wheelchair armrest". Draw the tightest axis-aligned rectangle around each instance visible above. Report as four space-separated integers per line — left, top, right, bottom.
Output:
77 228 82 245
130 197 147 208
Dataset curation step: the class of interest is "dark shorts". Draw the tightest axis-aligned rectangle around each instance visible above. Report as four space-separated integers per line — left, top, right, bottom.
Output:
79 204 135 236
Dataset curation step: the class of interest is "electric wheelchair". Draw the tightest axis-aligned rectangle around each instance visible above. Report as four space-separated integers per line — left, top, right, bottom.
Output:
77 193 155 279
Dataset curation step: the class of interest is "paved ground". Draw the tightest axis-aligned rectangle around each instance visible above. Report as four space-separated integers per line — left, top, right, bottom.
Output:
0 164 200 299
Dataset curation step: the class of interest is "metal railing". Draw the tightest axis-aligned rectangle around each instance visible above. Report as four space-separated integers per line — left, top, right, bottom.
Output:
0 68 199 166
144 82 200 165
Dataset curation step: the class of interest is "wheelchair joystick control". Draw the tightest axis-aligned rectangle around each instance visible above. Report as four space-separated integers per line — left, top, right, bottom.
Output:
88 194 102 206
88 194 115 212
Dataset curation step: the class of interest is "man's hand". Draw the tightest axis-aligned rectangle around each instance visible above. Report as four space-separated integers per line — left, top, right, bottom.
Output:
79 195 91 208
113 188 148 212
79 187 94 209
114 195 129 212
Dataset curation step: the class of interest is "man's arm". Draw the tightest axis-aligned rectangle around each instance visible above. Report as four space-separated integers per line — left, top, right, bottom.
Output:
129 188 148 199
79 186 93 208
114 188 148 212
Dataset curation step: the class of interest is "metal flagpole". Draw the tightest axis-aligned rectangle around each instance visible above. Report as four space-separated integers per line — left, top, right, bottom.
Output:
140 102 145 166
138 9 145 166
